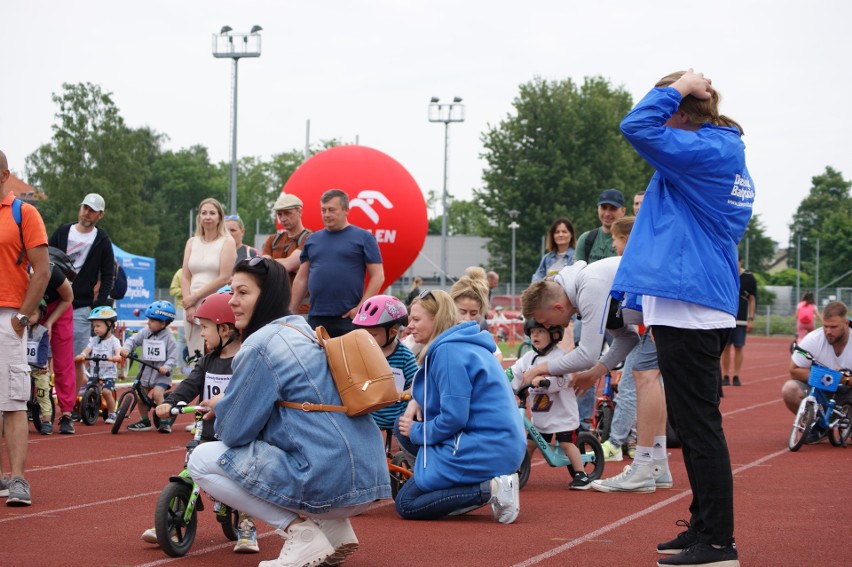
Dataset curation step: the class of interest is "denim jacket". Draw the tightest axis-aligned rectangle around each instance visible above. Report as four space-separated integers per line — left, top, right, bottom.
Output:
213 316 391 513
532 248 575 283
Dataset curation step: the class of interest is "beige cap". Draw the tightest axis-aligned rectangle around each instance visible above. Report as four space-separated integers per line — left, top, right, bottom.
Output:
81 193 105 212
273 193 303 211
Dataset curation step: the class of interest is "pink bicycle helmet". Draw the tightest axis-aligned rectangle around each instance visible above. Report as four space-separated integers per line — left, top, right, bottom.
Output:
353 295 408 329
194 292 236 326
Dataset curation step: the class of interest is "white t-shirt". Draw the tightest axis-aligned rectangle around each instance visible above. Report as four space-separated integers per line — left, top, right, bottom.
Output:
643 296 735 330
509 346 579 433
67 225 98 272
792 329 852 371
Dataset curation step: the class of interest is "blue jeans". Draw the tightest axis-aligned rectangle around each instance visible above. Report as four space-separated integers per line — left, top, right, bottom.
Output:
392 418 491 520
608 348 637 447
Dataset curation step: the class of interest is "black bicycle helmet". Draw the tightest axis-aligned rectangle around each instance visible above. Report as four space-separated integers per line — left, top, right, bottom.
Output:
523 318 563 355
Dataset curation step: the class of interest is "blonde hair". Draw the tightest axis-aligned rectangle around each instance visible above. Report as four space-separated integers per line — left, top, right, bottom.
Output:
521 280 564 321
409 276 423 292
611 216 636 239
451 268 491 315
410 290 457 364
195 198 228 238
656 71 743 135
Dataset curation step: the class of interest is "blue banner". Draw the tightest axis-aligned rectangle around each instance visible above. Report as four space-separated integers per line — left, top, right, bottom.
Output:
113 244 156 322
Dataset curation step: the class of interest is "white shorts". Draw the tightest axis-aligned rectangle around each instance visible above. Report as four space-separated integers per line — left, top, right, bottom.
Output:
0 308 30 412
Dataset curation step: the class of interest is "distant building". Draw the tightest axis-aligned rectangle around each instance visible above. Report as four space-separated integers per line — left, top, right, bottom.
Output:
6 174 47 203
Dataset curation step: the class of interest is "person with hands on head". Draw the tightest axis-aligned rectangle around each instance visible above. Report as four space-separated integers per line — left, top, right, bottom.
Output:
394 290 526 523
188 258 389 567
520 257 639 397
289 189 384 337
141 291 261 553
0 149 51 506
181 198 237 364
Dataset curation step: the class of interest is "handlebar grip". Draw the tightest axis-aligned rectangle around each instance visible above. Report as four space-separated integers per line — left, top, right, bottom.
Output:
538 378 551 388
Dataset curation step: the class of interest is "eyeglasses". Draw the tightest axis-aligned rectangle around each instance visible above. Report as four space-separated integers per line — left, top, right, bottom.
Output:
240 256 269 272
224 215 241 221
418 288 434 301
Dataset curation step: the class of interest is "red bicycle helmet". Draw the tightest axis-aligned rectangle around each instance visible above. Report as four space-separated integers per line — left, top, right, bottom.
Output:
194 292 236 325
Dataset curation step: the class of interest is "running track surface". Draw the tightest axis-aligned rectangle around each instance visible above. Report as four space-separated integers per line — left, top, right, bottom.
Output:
1 337 849 566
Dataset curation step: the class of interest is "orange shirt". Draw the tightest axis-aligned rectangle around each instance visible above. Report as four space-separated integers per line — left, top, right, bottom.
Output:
0 192 48 308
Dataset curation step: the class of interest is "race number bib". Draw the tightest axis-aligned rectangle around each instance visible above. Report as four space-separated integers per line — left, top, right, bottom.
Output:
203 372 232 400
391 367 406 392
143 339 166 363
27 340 39 365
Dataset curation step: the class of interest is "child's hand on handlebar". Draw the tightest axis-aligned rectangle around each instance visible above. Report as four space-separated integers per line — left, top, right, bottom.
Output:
120 348 129 358
75 354 85 362
155 403 173 419
158 366 169 375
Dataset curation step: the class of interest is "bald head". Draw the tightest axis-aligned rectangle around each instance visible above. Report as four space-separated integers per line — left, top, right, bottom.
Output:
0 150 9 189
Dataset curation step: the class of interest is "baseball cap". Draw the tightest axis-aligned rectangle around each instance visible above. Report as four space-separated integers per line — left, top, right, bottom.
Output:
81 193 105 212
273 193 303 211
597 189 625 208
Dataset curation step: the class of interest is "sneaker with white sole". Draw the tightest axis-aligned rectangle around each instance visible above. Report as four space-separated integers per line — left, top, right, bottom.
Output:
591 463 656 493
316 518 359 566
233 515 260 553
657 519 697 555
127 419 152 432
258 520 333 567
105 413 117 424
59 415 75 434
569 471 592 490
141 527 158 544
6 476 32 506
654 459 673 489
600 439 624 462
489 473 520 524
0 475 9 498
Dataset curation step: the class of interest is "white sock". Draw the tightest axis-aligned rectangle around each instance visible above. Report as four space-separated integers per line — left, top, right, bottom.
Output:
653 435 667 461
633 446 653 466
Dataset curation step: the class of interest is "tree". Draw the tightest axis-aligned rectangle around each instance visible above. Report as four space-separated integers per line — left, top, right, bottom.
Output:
477 76 653 284
428 197 490 236
789 166 852 289
26 82 162 255
739 215 775 274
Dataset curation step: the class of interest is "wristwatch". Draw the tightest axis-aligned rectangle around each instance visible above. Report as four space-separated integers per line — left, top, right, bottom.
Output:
15 313 30 327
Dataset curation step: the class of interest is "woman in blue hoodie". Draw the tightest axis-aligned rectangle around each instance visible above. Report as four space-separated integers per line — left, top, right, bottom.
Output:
394 289 525 523
612 69 752 567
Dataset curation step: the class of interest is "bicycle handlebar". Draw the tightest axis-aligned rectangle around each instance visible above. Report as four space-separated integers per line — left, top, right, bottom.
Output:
515 378 552 404
126 352 172 377
76 354 121 363
169 402 211 416
794 347 852 377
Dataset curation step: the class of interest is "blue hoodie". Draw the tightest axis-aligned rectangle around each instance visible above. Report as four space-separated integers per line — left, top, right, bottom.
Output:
612 87 753 316
408 321 525 492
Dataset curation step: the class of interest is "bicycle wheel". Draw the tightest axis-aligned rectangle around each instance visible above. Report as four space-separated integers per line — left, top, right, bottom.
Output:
80 388 100 425
789 400 815 452
517 341 533 358
218 505 239 541
112 391 135 434
516 451 532 490
593 404 613 442
28 399 43 434
830 402 852 447
154 482 197 557
568 431 605 481
389 452 413 500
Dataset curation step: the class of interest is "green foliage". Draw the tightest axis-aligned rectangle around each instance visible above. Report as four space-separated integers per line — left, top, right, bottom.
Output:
477 76 653 284
739 215 775 274
428 198 490 236
26 82 161 255
789 166 852 288
767 268 813 288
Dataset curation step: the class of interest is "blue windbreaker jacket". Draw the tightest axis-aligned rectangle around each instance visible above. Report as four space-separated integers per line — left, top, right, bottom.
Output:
612 87 754 316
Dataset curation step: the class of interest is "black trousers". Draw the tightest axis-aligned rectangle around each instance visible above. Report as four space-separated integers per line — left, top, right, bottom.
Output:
652 325 734 545
308 315 354 338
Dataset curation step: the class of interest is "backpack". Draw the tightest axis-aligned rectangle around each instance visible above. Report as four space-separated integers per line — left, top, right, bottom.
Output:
276 325 399 417
110 261 128 300
48 246 77 282
11 198 25 265
583 227 600 260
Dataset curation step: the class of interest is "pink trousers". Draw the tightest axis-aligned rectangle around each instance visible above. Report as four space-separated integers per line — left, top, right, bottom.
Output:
46 301 76 415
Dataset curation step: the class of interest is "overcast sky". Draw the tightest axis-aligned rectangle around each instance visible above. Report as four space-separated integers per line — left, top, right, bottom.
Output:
4 1 849 245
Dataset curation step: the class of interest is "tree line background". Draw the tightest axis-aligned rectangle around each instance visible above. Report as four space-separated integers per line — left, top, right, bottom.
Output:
21 80 852 296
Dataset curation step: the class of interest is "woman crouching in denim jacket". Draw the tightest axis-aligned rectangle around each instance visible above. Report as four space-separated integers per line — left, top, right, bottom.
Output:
189 258 390 567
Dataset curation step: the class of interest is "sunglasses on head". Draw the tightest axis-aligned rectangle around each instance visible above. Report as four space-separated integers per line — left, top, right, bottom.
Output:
240 256 268 271
224 215 241 221
418 288 434 301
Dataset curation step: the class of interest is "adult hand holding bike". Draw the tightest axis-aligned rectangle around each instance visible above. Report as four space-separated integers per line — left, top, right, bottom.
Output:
198 393 224 420
521 362 549 386
572 362 608 397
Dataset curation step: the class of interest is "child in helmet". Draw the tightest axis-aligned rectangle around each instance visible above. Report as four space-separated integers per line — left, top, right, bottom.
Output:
75 306 122 424
352 295 418 432
28 301 53 434
143 291 260 553
507 318 591 490
120 300 179 433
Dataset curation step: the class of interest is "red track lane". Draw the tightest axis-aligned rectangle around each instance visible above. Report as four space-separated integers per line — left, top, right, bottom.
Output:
1 337 849 566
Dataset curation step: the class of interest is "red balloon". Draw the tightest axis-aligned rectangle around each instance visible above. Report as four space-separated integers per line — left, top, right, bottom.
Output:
280 145 428 289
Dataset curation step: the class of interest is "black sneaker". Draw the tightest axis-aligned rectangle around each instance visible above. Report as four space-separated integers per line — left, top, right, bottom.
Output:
657 520 697 555
569 471 592 490
805 425 827 445
657 541 739 566
721 375 730 386
732 376 741 386
127 419 152 432
58 415 75 435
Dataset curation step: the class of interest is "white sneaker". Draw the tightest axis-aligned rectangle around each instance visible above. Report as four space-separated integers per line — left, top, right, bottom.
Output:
185 423 195 432
653 458 673 489
600 439 624 462
591 463 656 493
489 473 520 524
141 527 157 543
258 520 334 567
315 518 359 566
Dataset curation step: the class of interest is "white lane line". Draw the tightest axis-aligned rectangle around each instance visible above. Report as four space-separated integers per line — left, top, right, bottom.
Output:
26 447 184 473
134 532 278 567
723 399 782 417
0 490 161 523
510 447 790 566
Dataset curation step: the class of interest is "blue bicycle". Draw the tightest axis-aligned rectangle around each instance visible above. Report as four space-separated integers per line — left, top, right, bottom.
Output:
515 379 605 489
788 347 852 451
